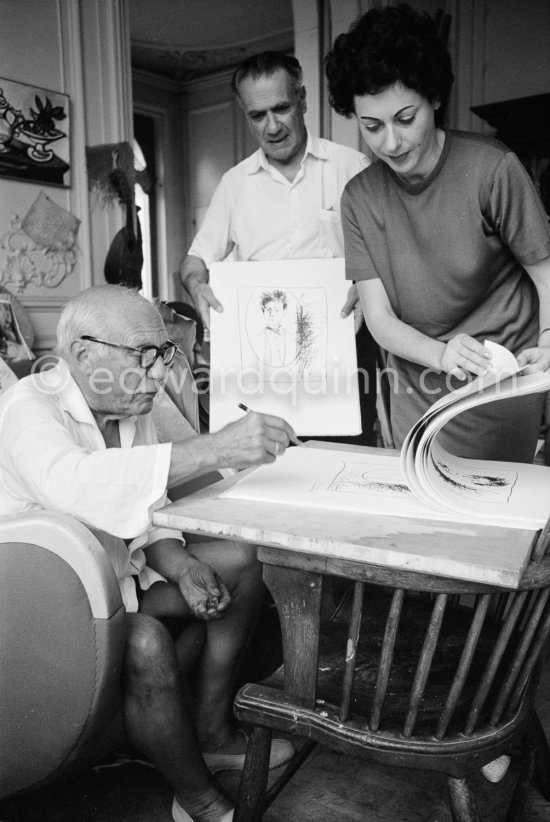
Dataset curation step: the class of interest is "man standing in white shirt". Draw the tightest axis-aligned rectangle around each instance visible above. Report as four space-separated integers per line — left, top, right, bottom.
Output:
180 51 377 444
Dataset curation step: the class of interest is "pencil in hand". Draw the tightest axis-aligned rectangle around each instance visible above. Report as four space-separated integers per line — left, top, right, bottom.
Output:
237 403 303 446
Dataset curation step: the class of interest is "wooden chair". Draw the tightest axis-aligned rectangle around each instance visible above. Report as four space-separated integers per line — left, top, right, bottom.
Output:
233 526 550 821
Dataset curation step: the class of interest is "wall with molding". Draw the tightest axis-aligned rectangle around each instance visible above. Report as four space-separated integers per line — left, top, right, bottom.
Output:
6 0 540 332
181 71 257 251
292 0 550 142
483 0 550 104
0 0 132 352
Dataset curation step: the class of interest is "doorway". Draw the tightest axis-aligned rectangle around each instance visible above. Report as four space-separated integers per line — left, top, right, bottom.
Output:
133 112 159 299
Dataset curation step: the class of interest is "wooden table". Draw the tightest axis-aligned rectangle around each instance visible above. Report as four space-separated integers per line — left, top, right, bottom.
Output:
153 466 544 703
153 447 550 822
153 446 539 590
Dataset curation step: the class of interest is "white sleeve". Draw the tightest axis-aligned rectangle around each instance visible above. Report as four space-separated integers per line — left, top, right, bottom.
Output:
187 175 235 267
3 396 172 539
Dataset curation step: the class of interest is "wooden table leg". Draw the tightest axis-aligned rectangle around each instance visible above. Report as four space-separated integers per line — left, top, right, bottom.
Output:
263 563 323 708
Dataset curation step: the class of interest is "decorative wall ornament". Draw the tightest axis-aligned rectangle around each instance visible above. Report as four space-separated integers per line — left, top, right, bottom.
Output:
0 192 80 293
130 28 293 83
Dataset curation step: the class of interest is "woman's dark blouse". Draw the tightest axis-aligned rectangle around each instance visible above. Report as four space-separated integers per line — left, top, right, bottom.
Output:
342 130 550 460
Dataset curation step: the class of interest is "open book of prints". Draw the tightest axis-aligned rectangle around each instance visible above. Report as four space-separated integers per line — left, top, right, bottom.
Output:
222 342 550 530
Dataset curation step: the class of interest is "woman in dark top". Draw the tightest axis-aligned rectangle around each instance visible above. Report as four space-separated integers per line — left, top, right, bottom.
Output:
325 4 550 462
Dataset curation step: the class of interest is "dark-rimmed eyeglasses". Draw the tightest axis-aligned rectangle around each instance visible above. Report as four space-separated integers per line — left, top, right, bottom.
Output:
80 335 178 370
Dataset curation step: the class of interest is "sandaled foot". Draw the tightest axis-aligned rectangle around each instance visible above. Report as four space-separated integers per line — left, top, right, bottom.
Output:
202 729 295 773
480 754 511 783
172 796 234 822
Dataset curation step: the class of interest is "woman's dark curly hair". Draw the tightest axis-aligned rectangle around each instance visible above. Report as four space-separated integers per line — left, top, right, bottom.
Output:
325 4 454 122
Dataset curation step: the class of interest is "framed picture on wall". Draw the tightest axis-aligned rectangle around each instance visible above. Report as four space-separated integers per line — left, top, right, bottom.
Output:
0 77 70 187
0 293 33 361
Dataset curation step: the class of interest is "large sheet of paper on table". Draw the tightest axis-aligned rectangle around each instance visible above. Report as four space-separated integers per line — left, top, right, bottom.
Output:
208 259 360 436
221 445 550 530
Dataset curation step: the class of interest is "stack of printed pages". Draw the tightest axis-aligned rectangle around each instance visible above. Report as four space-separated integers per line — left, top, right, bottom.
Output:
222 342 550 529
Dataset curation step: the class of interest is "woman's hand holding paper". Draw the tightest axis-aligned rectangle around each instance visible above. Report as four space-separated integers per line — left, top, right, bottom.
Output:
440 333 492 380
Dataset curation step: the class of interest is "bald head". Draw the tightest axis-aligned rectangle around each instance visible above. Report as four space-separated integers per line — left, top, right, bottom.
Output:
56 285 164 361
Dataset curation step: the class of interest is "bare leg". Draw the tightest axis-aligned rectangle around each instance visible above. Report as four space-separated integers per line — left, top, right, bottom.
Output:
139 578 206 675
174 620 207 676
123 613 232 821
139 538 263 753
187 539 263 751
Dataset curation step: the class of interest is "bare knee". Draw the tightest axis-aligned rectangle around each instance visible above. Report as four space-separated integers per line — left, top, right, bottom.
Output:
188 539 261 589
225 541 262 594
124 613 178 688
231 540 260 573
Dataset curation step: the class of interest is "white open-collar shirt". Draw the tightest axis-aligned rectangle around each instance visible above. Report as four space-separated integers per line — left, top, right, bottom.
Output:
188 131 368 264
0 360 182 612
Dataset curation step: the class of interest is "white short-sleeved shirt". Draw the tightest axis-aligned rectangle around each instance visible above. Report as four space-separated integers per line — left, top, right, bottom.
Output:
188 132 368 264
0 360 182 611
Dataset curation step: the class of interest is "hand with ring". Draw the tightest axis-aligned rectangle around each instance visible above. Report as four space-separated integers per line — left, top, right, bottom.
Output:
210 409 300 470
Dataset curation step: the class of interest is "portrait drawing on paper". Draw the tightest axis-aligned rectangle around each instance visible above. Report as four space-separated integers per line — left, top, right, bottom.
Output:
238 286 328 385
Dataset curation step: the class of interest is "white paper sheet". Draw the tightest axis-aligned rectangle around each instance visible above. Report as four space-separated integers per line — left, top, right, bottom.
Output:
223 343 550 529
208 259 360 436
222 446 442 518
222 444 550 529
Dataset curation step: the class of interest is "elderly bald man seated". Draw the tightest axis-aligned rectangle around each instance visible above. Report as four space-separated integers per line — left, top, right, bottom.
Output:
0 285 298 822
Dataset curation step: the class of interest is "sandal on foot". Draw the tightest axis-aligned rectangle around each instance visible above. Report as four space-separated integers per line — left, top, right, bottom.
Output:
202 730 295 774
480 754 511 783
172 797 234 822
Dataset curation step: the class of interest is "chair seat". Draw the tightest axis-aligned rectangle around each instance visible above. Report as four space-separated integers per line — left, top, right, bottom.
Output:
236 681 513 775
262 588 503 738
322 589 503 734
